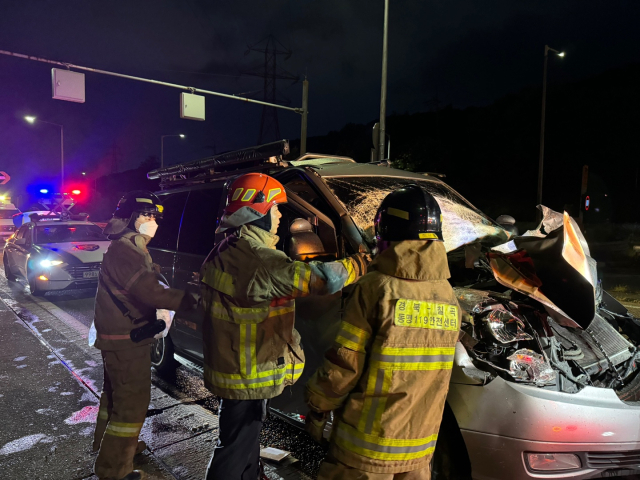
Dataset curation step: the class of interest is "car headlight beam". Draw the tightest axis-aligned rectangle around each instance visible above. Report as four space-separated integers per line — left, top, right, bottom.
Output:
40 259 63 267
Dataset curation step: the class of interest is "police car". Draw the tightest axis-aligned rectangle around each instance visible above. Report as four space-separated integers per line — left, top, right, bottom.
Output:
0 197 20 242
3 214 109 295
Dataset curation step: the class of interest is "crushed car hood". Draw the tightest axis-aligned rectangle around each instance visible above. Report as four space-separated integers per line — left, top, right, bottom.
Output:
489 208 597 329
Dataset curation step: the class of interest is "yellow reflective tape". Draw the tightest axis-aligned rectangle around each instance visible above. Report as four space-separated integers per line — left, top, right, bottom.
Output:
266 188 282 202
376 346 456 356
394 299 459 331
98 408 109 420
202 265 236 296
370 369 392 436
376 361 453 371
241 189 256 201
105 422 143 438
419 232 438 239
239 324 247 376
387 207 409 220
337 258 357 286
250 324 257 377
231 188 244 201
293 263 311 297
268 306 295 317
210 301 268 324
335 321 370 352
136 198 153 204
336 335 365 352
335 422 438 461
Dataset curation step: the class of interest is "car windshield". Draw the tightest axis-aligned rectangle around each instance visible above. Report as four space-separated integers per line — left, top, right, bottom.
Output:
324 176 510 252
35 224 107 244
0 209 19 219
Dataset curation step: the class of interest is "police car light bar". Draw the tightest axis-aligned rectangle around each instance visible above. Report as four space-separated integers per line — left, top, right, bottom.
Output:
147 139 290 182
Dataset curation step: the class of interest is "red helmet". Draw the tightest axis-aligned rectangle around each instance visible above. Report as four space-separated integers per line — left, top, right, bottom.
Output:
217 173 287 232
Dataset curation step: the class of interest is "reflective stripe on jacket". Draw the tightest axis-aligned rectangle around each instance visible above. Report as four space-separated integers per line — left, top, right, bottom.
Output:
200 224 362 400
306 240 461 474
94 231 186 351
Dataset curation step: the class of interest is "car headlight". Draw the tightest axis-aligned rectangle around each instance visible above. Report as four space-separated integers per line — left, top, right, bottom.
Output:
482 306 533 344
526 453 581 472
40 259 63 267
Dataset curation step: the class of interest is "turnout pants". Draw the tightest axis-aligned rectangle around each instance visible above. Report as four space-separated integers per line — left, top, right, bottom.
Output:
318 456 432 480
205 398 267 480
92 346 151 479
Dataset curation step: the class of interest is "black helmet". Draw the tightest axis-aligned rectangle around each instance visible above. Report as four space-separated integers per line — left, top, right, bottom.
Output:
113 191 163 220
375 184 443 242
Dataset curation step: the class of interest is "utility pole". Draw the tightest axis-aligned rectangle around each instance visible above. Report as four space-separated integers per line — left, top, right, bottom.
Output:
537 45 565 220
378 0 389 161
242 35 299 145
300 77 309 154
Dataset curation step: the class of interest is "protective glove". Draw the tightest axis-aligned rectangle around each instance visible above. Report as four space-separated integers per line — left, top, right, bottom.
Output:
305 410 329 445
348 252 372 278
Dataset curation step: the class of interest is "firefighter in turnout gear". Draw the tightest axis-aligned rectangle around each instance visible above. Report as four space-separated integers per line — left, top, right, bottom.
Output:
305 184 461 480
200 173 370 480
92 191 195 480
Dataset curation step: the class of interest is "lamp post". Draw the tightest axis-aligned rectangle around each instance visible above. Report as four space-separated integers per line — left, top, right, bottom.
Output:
160 134 185 169
25 116 64 190
378 0 390 161
537 45 565 219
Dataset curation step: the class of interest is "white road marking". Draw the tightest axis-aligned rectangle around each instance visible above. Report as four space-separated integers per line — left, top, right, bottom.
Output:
30 295 89 337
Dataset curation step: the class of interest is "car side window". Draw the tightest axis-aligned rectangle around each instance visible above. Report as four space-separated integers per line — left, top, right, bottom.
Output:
178 187 223 256
148 191 188 251
15 225 29 240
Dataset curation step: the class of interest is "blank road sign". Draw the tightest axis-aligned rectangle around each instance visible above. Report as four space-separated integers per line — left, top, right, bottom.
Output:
52 68 86 103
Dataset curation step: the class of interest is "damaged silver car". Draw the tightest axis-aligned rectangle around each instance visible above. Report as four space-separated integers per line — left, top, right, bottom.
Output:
148 145 640 480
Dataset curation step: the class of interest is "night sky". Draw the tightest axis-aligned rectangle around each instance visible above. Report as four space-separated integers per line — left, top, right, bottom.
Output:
1 1 640 198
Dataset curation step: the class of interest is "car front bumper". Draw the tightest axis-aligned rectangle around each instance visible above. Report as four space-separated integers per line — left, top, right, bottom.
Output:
448 378 640 480
32 264 99 291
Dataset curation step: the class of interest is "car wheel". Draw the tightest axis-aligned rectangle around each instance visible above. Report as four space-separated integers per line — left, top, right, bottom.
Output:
151 334 178 376
3 255 16 282
431 402 472 480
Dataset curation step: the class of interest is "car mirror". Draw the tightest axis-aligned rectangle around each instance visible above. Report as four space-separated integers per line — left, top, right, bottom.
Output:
15 238 26 245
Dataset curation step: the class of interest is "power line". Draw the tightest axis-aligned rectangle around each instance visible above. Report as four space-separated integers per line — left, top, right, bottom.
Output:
241 35 299 144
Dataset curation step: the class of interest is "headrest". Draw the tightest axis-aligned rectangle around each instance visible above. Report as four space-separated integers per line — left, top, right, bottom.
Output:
290 218 314 234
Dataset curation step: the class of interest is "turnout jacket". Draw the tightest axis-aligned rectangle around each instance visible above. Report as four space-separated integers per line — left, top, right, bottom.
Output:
200 224 364 400
306 240 461 474
94 230 186 351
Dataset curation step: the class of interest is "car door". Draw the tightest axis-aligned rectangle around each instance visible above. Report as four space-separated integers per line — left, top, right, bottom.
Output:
147 191 189 286
268 191 343 417
172 184 226 362
6 224 31 278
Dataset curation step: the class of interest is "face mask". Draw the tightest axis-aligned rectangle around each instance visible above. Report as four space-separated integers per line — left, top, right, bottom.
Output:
138 220 158 237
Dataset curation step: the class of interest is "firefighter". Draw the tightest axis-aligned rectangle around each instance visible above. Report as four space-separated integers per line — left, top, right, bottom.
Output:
200 173 370 480
305 184 461 480
92 191 195 480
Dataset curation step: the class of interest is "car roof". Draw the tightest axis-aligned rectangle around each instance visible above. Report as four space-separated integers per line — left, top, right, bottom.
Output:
302 161 445 183
27 221 98 226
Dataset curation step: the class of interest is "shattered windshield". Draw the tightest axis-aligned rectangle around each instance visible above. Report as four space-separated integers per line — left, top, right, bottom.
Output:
324 176 509 252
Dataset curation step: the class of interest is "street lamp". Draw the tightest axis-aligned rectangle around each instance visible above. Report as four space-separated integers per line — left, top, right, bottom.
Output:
25 116 65 191
537 45 565 219
160 134 186 169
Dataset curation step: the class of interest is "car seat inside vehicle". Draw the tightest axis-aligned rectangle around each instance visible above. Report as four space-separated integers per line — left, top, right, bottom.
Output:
288 218 335 262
